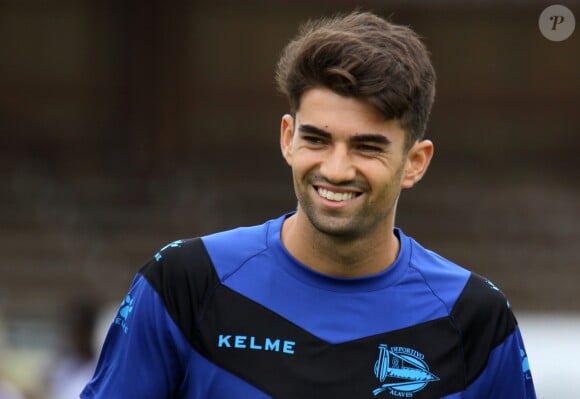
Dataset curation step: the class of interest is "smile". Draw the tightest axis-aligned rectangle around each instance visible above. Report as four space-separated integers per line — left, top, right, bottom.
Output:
316 187 360 202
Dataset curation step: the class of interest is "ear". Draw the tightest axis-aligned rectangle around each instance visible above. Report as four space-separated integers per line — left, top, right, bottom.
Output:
401 139 434 189
280 114 295 165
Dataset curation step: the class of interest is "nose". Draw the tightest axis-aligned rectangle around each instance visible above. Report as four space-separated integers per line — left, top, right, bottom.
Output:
319 144 356 183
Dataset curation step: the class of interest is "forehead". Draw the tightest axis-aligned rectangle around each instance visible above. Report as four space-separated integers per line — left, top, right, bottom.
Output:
296 87 405 140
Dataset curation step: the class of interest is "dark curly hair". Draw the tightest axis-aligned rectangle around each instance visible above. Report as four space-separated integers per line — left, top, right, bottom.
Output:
275 11 436 150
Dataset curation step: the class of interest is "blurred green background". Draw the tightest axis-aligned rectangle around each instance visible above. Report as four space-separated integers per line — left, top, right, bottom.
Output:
0 1 578 397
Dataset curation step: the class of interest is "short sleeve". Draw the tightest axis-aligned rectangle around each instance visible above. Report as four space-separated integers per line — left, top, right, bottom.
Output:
463 326 536 398
81 270 190 398
451 273 537 398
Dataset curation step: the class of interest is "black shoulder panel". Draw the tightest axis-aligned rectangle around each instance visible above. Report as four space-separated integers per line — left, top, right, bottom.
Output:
140 238 219 356
450 273 517 385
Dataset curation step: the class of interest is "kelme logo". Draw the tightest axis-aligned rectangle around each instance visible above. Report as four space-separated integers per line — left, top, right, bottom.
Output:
373 344 439 397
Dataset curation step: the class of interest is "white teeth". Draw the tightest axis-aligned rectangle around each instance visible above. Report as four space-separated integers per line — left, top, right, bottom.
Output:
317 188 356 202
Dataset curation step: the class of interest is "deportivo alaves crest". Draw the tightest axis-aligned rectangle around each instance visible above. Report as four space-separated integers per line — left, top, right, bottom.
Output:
373 344 439 397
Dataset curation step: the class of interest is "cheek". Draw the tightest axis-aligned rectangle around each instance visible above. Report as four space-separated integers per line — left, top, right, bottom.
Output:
371 163 405 192
290 150 318 172
288 157 310 185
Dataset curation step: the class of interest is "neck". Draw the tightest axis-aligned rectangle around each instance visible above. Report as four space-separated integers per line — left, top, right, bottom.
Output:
281 212 400 278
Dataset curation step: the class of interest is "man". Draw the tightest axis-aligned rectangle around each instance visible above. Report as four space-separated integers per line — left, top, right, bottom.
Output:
81 11 536 399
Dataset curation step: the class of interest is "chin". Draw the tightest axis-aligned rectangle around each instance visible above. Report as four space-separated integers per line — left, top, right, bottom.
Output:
310 218 364 239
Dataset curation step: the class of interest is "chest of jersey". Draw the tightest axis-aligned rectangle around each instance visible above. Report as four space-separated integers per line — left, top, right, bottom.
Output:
190 284 464 399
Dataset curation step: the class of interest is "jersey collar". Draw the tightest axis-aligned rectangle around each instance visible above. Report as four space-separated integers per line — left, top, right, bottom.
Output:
268 213 411 292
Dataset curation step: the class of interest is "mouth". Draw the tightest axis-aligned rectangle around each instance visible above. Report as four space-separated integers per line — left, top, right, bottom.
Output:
315 187 362 202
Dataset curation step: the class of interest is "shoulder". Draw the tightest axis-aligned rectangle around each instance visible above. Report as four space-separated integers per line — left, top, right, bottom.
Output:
201 220 274 278
452 273 517 383
136 220 276 337
399 231 519 384
403 233 472 313
139 219 275 295
141 238 214 283
452 273 516 339
405 234 516 335
139 238 218 320
404 235 515 339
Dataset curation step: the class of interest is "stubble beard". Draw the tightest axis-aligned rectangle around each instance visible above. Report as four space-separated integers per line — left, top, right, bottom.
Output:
295 166 404 241
294 186 391 241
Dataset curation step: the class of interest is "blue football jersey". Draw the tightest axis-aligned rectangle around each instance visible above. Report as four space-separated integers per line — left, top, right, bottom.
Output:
81 213 536 398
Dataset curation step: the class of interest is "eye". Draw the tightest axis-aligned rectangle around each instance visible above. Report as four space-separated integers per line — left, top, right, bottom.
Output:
356 144 383 153
302 135 326 145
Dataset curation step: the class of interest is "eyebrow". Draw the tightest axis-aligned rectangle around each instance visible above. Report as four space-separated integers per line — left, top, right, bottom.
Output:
298 124 391 145
298 124 331 138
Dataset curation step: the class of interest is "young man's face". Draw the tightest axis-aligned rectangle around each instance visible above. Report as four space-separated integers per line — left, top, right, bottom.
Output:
281 87 429 239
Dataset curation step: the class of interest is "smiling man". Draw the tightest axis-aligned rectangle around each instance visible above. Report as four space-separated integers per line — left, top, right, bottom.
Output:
280 88 432 277
82 11 537 399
